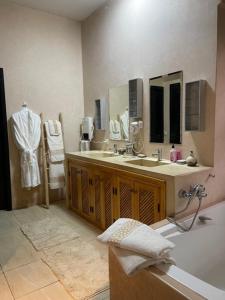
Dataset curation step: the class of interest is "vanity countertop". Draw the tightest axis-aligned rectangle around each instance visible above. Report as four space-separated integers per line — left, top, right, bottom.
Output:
66 151 212 178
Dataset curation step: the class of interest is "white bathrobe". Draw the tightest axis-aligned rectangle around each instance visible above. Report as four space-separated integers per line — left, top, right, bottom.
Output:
11 108 41 188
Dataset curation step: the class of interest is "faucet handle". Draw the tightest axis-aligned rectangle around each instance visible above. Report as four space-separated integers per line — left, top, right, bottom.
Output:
113 144 118 153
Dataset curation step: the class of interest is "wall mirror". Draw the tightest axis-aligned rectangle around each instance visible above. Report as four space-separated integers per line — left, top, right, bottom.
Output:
149 71 183 144
109 84 129 141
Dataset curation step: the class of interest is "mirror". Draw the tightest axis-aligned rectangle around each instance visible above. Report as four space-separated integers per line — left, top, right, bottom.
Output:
149 71 183 144
109 84 129 141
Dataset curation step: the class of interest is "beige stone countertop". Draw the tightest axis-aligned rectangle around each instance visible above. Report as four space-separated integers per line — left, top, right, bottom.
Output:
66 151 212 178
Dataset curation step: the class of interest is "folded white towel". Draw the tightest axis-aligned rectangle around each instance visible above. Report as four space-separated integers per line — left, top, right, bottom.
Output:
44 121 65 162
49 163 65 189
109 119 121 140
112 246 175 276
98 218 175 258
48 120 60 136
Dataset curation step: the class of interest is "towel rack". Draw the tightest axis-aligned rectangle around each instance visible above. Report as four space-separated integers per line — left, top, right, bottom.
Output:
40 113 65 209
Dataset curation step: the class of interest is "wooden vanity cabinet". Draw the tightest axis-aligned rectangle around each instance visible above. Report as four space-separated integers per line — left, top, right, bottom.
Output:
67 159 166 230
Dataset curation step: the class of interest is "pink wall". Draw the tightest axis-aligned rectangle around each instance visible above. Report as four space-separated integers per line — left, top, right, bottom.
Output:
82 0 219 167
212 2 225 203
0 2 84 208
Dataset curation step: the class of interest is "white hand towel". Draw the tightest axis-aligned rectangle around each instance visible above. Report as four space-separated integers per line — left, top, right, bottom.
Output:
44 121 65 162
112 246 175 276
98 218 175 258
109 119 121 140
48 120 60 136
49 163 65 189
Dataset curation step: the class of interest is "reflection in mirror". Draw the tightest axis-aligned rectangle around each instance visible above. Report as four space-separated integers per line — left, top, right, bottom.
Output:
109 84 129 141
149 71 183 144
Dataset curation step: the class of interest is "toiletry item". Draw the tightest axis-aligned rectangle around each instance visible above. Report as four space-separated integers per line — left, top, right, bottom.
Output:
170 144 177 162
137 153 147 158
176 149 182 160
186 151 197 166
176 159 186 165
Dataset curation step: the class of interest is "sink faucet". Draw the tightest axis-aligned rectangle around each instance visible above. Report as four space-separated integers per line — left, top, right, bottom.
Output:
113 144 118 154
152 148 162 161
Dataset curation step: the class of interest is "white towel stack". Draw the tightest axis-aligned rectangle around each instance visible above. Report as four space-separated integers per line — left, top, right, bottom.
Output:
98 218 175 276
44 120 65 189
45 120 65 162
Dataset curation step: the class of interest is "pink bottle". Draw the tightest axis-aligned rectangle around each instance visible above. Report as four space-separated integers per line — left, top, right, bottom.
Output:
170 144 177 162
176 149 182 160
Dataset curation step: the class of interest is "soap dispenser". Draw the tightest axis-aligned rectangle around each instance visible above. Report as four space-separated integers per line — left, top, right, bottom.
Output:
170 144 177 162
186 151 198 166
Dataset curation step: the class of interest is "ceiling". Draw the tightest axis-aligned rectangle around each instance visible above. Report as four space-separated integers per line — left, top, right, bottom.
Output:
8 0 108 21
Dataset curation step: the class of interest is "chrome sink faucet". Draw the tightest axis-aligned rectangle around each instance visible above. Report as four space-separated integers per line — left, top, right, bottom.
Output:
113 144 118 154
152 148 162 161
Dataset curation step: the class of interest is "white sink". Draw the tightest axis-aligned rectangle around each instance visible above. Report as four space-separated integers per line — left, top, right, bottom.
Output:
125 158 171 168
84 151 116 158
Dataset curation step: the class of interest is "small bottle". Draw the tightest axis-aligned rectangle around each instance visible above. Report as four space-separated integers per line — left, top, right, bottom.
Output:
170 144 177 162
176 149 182 160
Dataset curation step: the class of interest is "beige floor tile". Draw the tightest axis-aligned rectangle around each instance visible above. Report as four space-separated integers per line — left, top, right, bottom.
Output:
0 231 39 271
0 211 20 237
89 289 110 300
0 273 14 300
5 260 57 299
51 204 102 241
75 223 102 242
88 239 108 261
50 203 93 227
17 282 73 300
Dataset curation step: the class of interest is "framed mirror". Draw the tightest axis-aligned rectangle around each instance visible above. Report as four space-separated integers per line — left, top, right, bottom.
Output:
149 71 183 144
109 84 129 141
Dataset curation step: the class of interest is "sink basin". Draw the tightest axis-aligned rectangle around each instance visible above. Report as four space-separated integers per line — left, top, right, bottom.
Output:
125 159 170 167
85 152 116 158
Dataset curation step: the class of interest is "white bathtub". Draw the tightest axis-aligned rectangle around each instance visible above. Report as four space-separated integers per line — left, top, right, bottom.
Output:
156 201 225 300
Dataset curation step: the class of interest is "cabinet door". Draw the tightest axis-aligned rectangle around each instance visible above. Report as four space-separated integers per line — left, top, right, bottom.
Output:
134 180 165 225
117 176 135 219
80 168 91 217
102 174 114 229
90 170 114 230
92 172 102 227
69 165 81 212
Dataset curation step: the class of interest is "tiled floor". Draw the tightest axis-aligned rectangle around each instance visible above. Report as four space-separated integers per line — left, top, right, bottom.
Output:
0 202 109 300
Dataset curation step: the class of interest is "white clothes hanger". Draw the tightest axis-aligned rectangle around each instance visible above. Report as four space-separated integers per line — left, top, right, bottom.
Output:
22 102 27 107
21 102 29 111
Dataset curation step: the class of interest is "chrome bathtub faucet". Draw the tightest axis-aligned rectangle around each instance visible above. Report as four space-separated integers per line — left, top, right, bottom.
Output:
167 184 208 232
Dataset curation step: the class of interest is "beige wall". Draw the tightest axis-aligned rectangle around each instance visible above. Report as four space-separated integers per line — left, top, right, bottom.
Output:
82 0 219 166
0 2 84 208
212 2 225 205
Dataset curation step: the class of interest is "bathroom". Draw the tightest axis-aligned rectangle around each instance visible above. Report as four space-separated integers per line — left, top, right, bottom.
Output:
0 0 224 299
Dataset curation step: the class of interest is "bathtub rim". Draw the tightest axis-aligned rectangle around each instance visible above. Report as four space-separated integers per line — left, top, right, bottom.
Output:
109 246 204 300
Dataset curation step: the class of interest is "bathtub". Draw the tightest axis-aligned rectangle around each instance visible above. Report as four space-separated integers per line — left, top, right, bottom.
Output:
156 201 225 300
